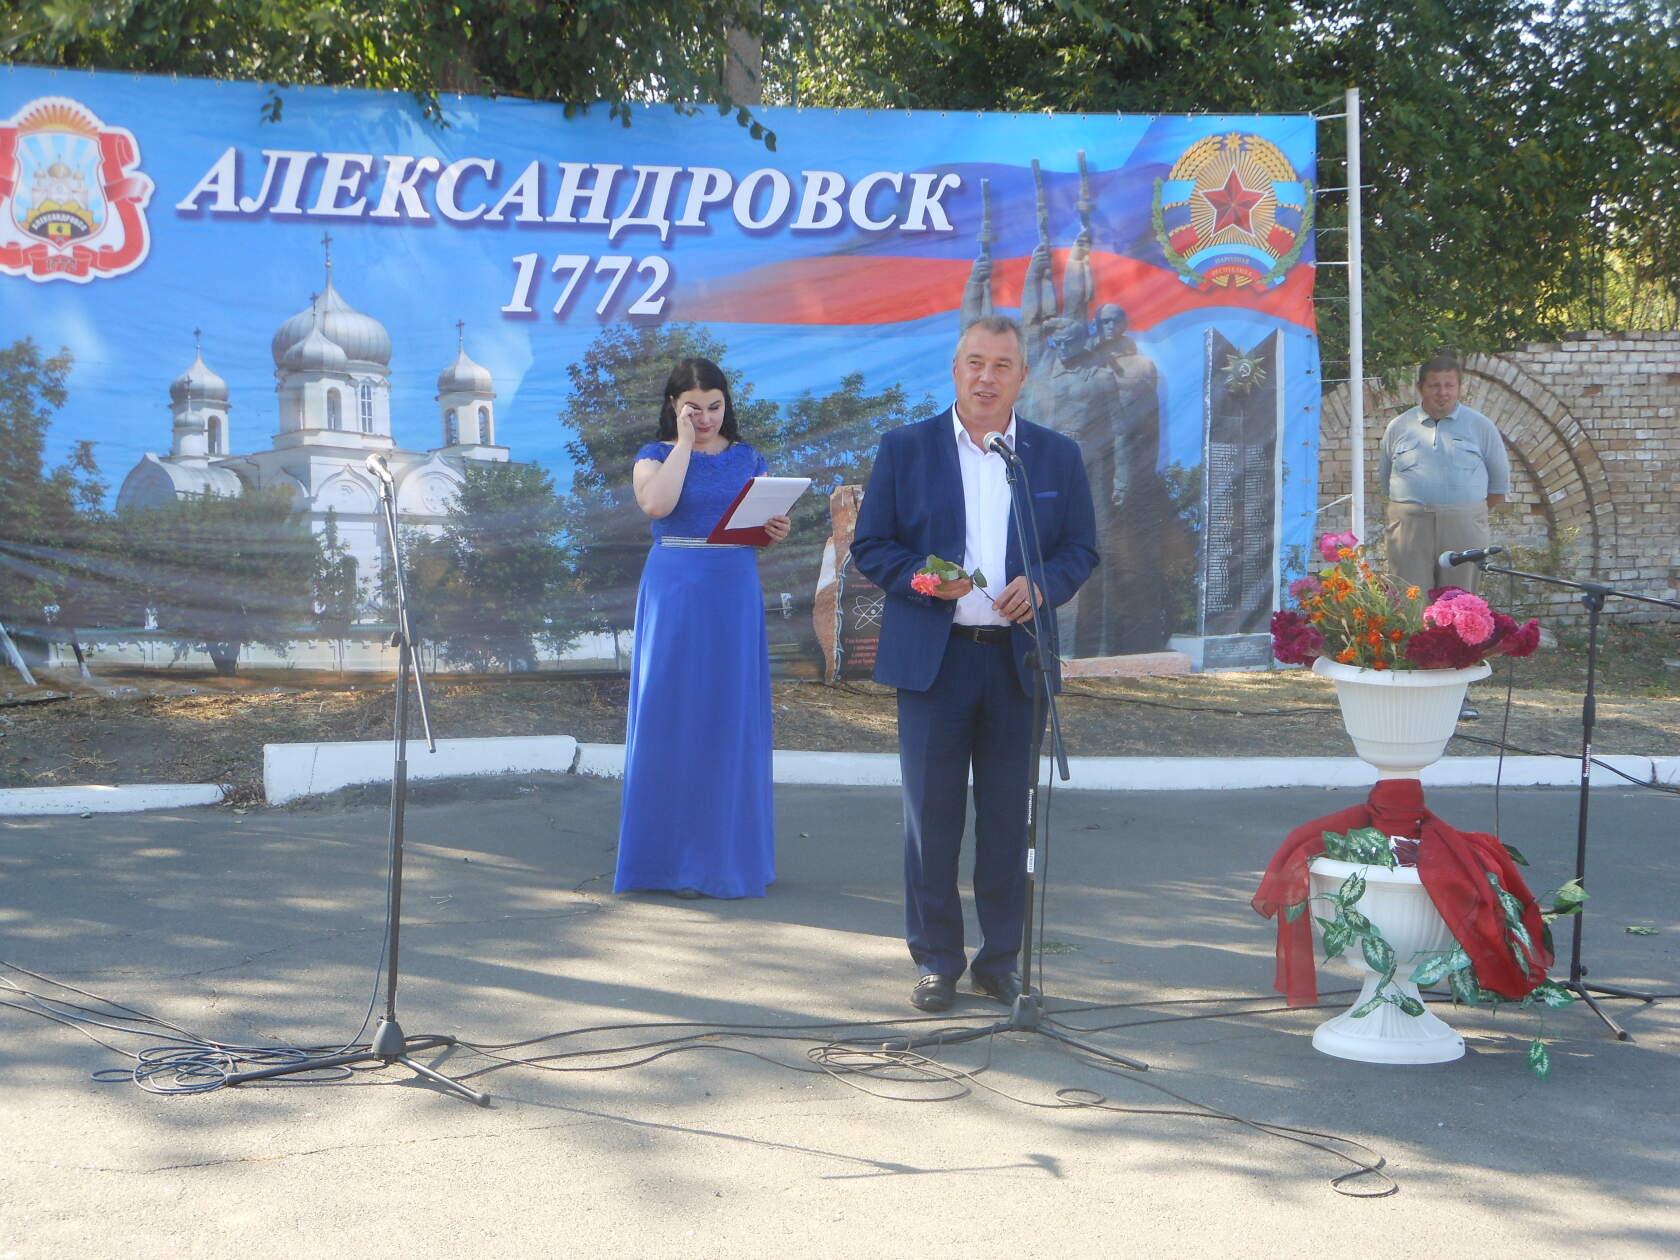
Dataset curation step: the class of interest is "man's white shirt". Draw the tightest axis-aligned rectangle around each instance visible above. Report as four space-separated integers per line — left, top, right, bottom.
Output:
951 408 1015 628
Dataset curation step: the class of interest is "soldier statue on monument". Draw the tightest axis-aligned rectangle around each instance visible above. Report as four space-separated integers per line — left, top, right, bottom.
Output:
960 157 1170 657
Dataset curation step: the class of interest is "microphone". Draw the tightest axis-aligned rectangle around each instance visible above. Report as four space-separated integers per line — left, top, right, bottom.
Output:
365 453 395 485
1440 545 1504 568
983 431 1022 465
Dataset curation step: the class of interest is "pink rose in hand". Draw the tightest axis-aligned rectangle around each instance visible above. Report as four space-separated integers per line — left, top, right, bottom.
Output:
910 572 942 597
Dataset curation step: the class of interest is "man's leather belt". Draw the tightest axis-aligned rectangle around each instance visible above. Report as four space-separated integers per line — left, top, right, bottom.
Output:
951 623 1012 645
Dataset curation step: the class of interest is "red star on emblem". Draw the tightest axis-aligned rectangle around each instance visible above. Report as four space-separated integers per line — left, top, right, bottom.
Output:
1202 169 1264 234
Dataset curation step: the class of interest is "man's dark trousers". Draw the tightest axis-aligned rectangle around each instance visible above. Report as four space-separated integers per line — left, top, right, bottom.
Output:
899 633 1042 981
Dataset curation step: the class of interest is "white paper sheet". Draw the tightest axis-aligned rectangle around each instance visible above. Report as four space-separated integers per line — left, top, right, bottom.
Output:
720 476 812 528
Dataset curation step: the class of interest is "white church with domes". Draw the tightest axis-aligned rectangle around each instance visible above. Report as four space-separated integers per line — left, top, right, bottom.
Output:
116 245 509 602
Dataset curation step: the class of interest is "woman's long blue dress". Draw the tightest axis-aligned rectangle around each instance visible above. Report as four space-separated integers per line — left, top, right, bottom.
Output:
613 440 776 898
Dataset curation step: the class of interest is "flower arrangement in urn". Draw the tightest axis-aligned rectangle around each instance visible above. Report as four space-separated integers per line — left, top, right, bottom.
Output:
1272 531 1541 671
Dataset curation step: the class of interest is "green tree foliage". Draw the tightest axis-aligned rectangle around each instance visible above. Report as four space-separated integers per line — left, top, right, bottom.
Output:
311 507 361 672
779 0 1680 371
2 0 878 145
407 460 575 670
0 339 112 649
114 488 318 674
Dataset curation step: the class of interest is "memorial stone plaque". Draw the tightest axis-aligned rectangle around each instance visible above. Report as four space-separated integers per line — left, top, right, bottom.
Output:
1197 329 1282 638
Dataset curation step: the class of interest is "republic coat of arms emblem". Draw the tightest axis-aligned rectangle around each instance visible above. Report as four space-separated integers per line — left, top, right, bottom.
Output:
1152 132 1312 290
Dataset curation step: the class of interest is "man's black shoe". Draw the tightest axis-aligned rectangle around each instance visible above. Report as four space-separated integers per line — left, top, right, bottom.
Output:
971 971 1024 1005
910 973 958 1012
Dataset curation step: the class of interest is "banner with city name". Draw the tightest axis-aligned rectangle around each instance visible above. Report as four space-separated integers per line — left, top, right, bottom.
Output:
0 65 1320 681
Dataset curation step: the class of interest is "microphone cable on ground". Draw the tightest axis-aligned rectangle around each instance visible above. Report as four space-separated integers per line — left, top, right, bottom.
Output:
0 959 381 1094
1 953 1396 1196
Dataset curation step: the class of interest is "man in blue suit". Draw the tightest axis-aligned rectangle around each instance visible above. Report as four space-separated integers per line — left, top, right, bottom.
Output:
851 315 1099 1012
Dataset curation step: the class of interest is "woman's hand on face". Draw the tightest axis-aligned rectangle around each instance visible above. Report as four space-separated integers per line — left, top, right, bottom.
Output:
674 402 698 446
763 514 791 545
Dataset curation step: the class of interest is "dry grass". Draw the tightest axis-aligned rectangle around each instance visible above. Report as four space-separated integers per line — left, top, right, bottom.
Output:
3 624 1674 800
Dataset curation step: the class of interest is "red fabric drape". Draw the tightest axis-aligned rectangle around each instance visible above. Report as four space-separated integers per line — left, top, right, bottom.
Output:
1252 779 1552 1005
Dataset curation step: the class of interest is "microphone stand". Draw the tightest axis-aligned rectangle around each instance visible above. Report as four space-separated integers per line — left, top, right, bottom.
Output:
1477 556 1679 1041
226 460 488 1104
890 443 1146 1073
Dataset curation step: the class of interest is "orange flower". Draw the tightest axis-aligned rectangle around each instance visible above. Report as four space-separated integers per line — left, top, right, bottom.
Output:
1336 647 1358 664
1406 586 1421 600
1371 658 1389 671
1367 631 1383 647
1309 612 1325 623
1337 547 1353 560
1389 630 1403 642
1351 608 1366 621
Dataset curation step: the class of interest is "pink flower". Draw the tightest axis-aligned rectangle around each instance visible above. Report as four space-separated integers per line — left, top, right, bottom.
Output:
1454 607 1495 644
1424 591 1495 645
910 572 942 596
1318 531 1359 562
1288 576 1321 602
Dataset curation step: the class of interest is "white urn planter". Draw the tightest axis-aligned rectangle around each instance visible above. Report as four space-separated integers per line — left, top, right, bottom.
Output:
1303 659 1492 1063
1312 657 1491 777
1307 857 1466 1063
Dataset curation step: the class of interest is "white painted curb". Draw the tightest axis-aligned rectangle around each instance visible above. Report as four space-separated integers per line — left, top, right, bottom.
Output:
233 736 1680 805
775 749 903 786
264 735 579 805
1068 754 1666 790
10 745 1667 815
1060 757 1372 791
0 783 226 816
576 747 1669 791
574 743 625 779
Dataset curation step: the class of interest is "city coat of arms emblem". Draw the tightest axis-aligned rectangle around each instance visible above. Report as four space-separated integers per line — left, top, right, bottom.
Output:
0 96 153 283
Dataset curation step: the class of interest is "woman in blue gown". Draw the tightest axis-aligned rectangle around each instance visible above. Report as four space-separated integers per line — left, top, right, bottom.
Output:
613 358 789 899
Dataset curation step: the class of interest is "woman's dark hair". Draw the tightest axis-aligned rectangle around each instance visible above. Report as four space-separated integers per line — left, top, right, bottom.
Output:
656 357 740 442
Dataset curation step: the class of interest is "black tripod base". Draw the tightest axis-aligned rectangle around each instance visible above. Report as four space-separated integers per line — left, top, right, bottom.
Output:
1009 993 1150 1071
1562 977 1658 1043
224 1017 490 1106
884 993 1150 1072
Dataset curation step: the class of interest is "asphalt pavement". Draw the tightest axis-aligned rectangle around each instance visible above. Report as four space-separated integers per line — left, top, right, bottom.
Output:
3 777 1678 1258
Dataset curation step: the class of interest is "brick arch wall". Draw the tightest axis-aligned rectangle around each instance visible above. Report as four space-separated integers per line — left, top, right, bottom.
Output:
1321 332 1680 619
1460 352 1614 576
